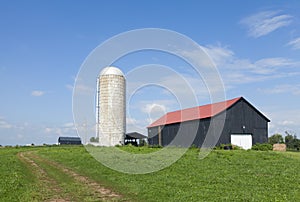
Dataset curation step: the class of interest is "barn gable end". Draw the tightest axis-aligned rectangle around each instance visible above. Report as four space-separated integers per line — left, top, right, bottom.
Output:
216 98 269 146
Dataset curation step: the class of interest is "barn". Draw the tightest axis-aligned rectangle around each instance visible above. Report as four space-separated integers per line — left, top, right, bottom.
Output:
147 97 270 149
58 137 82 145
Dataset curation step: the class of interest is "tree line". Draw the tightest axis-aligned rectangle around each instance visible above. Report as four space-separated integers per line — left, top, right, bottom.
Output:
268 131 300 151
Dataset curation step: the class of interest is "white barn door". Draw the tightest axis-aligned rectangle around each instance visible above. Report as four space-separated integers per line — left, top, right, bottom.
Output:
231 134 252 150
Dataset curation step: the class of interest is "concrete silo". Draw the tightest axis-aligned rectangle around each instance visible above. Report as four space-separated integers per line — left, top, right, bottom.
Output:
96 66 126 146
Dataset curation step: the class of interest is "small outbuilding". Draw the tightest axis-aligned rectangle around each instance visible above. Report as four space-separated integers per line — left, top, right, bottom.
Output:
58 137 82 145
125 132 147 146
147 97 270 149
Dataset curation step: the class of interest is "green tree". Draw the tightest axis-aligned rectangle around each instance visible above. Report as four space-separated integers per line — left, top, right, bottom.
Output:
268 133 284 144
285 134 294 148
285 131 300 150
90 137 99 142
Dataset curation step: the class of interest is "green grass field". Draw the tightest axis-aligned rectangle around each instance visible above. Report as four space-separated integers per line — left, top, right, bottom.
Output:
1 145 300 201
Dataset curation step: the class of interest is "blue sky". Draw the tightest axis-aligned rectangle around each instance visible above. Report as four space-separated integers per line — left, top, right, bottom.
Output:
0 0 300 145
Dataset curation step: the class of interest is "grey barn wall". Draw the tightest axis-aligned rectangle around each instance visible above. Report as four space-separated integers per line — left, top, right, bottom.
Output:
148 126 159 145
148 98 269 147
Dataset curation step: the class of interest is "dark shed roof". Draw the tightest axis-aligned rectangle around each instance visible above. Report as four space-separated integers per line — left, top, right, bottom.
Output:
125 132 147 139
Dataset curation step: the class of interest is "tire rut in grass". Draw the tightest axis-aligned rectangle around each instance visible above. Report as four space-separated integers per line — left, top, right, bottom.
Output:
18 151 122 201
17 152 70 202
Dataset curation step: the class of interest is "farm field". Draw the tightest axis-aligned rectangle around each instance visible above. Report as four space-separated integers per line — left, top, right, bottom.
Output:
1 146 300 201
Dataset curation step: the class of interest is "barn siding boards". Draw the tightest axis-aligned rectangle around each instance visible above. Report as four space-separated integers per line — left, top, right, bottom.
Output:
147 97 269 148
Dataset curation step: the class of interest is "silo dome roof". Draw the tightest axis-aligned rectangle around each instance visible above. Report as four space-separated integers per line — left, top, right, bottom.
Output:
100 66 124 76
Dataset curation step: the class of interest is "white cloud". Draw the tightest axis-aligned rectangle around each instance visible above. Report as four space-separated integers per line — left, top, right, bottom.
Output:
31 90 45 97
203 44 299 87
254 58 297 74
0 120 82 146
179 49 215 68
0 117 13 129
254 57 296 67
287 37 300 50
202 44 234 65
73 84 94 94
126 117 147 135
279 120 297 126
65 84 74 91
44 127 62 135
127 100 174 133
240 10 292 38
17 134 24 139
71 76 95 95
267 109 300 138
259 84 300 95
140 103 170 128
44 127 53 133
142 103 167 115
205 44 298 72
62 122 75 128
126 117 138 125
160 74 204 99
44 122 77 136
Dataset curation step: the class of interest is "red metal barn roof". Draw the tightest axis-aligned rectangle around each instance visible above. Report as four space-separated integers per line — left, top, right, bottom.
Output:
147 97 242 128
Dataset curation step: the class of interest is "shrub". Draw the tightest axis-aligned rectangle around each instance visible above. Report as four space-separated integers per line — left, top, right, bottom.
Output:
232 145 243 150
251 143 273 151
214 144 242 150
139 139 147 147
222 144 233 150
213 146 222 150
190 144 198 149
148 144 162 148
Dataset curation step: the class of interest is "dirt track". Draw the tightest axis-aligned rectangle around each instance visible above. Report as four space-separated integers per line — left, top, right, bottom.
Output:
18 151 122 202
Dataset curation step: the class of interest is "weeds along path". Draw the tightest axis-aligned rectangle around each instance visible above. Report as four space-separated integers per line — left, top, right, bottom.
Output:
18 151 122 202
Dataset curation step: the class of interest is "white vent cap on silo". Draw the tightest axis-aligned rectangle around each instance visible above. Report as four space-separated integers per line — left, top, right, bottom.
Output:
100 66 124 76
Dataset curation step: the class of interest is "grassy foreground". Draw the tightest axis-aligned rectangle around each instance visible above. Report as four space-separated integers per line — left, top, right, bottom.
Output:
1 146 300 201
